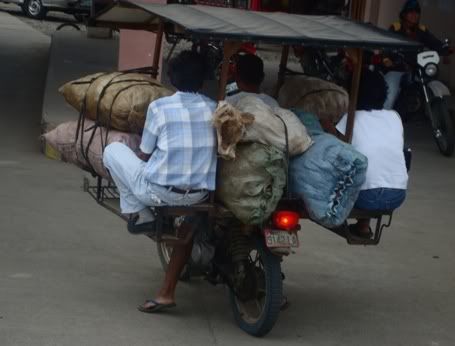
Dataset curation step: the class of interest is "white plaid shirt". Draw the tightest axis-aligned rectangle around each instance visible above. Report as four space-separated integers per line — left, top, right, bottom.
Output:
140 92 217 190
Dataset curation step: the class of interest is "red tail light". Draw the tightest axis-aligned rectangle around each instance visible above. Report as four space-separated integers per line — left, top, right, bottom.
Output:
273 211 300 231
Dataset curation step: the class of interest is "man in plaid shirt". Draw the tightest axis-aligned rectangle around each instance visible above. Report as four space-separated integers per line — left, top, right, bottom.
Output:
103 50 217 313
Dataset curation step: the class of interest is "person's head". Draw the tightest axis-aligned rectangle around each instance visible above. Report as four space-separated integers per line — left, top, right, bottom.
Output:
356 69 388 111
167 50 206 92
400 0 421 29
234 54 265 92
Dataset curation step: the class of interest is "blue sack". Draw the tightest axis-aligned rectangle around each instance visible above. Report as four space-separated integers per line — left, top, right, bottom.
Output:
289 110 368 228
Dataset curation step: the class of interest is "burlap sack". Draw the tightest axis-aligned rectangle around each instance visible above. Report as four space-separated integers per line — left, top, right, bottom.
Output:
216 143 287 225
75 121 141 178
59 72 173 133
43 120 141 179
278 76 348 123
42 121 80 164
214 96 313 159
58 73 106 111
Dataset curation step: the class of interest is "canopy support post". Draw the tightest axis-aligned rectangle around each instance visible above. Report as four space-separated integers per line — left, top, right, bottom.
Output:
275 45 289 98
345 48 363 143
217 41 242 101
151 21 165 80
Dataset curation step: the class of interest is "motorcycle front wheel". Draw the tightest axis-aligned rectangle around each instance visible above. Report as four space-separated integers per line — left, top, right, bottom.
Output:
431 98 454 157
229 238 283 337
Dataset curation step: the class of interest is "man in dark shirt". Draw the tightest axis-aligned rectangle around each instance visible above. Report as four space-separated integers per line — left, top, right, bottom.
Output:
383 0 451 109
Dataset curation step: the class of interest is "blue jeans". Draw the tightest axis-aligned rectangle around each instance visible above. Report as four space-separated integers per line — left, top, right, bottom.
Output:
355 188 406 211
383 71 405 110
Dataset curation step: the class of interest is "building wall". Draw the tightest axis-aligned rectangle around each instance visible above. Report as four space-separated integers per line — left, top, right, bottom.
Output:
367 0 454 90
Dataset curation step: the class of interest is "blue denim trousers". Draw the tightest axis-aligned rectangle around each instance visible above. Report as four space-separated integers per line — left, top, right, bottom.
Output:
355 188 406 211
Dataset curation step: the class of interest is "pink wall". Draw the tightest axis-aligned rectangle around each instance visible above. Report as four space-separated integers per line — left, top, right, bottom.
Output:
117 0 167 80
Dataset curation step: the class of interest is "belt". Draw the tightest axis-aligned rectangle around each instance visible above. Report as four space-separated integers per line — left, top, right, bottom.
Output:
166 186 206 194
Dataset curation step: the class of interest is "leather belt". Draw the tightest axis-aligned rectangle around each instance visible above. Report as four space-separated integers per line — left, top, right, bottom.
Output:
166 186 206 194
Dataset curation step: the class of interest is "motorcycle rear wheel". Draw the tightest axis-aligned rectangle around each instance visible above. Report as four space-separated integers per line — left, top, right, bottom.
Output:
229 238 282 337
431 98 454 157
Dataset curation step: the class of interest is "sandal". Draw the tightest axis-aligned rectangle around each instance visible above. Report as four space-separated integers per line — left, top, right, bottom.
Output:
137 299 177 313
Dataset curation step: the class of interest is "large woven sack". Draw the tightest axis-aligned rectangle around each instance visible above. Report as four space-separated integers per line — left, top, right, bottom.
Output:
59 72 173 133
216 143 287 225
75 121 141 179
213 96 313 160
278 76 348 123
43 120 141 179
289 111 368 228
58 73 105 111
42 121 81 165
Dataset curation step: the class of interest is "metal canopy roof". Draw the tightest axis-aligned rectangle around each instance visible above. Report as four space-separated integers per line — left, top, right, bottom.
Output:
96 1 421 50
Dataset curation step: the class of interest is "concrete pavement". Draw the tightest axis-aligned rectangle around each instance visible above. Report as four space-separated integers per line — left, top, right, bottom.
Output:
1 11 455 346
42 30 118 131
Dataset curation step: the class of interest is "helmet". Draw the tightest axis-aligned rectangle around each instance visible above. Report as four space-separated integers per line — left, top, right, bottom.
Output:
400 0 421 19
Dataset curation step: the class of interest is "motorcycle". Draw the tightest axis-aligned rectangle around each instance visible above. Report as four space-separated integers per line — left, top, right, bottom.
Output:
153 202 300 337
84 176 299 337
382 43 454 157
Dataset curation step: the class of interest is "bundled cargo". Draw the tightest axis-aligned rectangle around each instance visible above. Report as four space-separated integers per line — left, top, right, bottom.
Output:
289 111 368 228
213 96 313 160
42 120 141 179
59 72 173 133
278 76 349 123
216 143 287 225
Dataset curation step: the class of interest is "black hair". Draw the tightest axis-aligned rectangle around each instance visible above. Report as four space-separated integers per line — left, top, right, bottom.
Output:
167 50 206 92
236 54 265 86
357 69 388 111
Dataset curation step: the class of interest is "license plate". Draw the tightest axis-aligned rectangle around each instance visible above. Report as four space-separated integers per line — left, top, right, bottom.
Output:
264 229 299 248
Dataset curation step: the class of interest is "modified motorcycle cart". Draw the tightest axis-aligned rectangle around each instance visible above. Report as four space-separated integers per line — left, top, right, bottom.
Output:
85 2 420 337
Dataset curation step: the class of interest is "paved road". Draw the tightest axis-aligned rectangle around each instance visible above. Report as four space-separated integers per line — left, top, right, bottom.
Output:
1 11 455 346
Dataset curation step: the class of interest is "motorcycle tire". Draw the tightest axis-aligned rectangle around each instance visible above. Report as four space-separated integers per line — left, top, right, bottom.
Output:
157 241 191 282
229 238 282 337
431 97 454 157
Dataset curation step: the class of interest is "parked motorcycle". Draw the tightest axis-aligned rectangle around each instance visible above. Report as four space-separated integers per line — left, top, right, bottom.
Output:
393 46 454 157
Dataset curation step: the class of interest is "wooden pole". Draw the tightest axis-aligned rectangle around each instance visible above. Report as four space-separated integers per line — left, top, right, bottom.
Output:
151 21 164 80
217 41 242 101
345 48 363 143
274 45 289 98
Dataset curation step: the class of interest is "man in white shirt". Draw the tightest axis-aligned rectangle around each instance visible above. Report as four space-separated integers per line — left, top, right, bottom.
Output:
336 69 408 238
226 54 278 108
